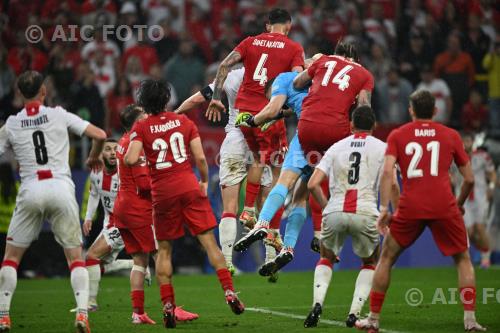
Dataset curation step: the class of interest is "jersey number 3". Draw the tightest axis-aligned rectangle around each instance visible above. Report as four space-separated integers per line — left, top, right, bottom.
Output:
152 132 187 170
32 130 48 165
348 152 361 184
405 141 440 178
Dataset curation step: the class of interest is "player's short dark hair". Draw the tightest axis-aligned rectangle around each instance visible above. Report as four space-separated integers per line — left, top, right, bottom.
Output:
334 40 359 63
120 104 143 131
104 138 118 144
352 105 375 131
264 77 277 95
17 71 44 99
137 79 171 115
268 8 291 24
409 90 435 119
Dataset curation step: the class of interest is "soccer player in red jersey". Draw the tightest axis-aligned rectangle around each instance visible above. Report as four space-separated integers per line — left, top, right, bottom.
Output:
125 80 244 328
207 8 305 228
356 90 486 332
293 41 373 159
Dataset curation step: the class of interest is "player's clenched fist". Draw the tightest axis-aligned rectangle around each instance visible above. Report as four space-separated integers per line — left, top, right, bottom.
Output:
206 99 226 122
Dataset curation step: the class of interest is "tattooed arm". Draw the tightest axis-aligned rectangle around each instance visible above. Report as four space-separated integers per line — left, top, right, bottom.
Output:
357 90 372 107
206 51 242 122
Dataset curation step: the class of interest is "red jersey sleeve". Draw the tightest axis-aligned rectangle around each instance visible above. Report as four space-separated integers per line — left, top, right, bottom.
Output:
290 43 305 69
307 57 321 78
385 130 399 158
234 37 251 59
131 156 151 199
129 121 144 143
361 70 374 91
452 131 469 167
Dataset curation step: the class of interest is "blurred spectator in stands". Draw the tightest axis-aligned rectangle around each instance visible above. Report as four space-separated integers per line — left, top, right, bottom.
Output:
206 45 232 80
434 33 475 126
106 76 134 135
363 2 395 50
438 2 460 40
47 42 81 107
7 33 48 75
90 48 115 98
344 17 372 64
375 66 413 124
0 47 15 114
320 6 346 47
150 63 177 110
81 0 117 26
399 30 433 87
416 65 452 124
142 0 184 32
122 39 159 75
210 0 240 41
154 19 180 65
461 89 489 134
421 13 445 58
124 56 147 100
483 36 500 138
164 38 205 102
463 13 491 97
187 4 213 63
44 76 64 107
71 62 105 128
364 43 392 82
81 29 120 68
118 2 140 51
212 22 239 64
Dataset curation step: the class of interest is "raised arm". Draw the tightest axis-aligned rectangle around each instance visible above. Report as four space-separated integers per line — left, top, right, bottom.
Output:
293 70 312 90
124 140 143 166
84 124 107 172
206 51 242 122
253 95 288 126
175 92 207 114
357 90 372 107
190 137 209 196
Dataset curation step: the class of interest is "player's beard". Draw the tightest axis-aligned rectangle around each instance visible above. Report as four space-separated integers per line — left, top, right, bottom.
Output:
104 159 117 172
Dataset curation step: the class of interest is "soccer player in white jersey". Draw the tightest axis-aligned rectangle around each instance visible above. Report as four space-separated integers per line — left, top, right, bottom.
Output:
304 106 399 328
0 71 107 333
460 133 496 268
81 138 150 312
175 67 278 276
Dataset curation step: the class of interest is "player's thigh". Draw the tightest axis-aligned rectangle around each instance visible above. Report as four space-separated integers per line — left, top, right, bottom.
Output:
7 185 44 248
463 201 476 228
260 165 273 187
282 134 309 177
119 225 156 255
320 212 348 256
255 120 287 165
388 214 426 249
97 227 125 264
428 212 469 256
239 126 260 155
153 198 185 241
349 214 380 258
181 191 218 236
219 154 247 188
291 177 309 206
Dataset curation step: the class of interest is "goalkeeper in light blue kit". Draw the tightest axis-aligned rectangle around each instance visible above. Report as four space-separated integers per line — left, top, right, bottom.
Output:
234 55 323 276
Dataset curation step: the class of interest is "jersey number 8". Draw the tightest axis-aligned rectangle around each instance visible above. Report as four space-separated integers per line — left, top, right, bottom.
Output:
152 132 188 170
32 130 48 165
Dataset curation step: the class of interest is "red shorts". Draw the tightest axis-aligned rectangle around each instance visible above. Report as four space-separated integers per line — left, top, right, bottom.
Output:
389 211 469 256
153 190 217 241
298 120 350 162
240 115 287 165
119 225 156 255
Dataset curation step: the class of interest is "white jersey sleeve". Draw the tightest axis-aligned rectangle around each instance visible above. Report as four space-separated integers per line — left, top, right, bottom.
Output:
59 107 90 136
0 125 9 156
85 172 100 221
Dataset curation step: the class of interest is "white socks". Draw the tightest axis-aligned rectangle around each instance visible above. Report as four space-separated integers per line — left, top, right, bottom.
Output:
313 259 333 306
70 263 89 315
104 259 134 273
349 267 375 316
86 264 101 301
0 264 17 316
219 214 237 265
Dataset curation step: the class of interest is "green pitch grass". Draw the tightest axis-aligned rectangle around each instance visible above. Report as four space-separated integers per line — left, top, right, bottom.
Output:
10 267 500 332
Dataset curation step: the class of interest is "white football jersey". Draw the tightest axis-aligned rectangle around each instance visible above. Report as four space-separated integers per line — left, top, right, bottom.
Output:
87 169 119 228
317 134 387 217
0 103 89 182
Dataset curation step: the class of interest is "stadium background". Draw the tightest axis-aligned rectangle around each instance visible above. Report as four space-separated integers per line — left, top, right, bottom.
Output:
0 0 499 277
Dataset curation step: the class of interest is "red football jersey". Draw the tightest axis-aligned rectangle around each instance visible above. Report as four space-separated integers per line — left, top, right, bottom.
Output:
234 32 304 113
130 112 201 200
301 55 374 128
386 121 469 219
113 132 153 229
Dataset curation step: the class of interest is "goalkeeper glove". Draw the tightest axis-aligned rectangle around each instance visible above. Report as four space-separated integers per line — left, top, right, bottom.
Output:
235 112 257 127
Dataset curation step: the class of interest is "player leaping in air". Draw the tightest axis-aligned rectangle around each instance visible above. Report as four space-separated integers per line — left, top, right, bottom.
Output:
356 90 486 332
304 106 399 328
207 8 305 236
0 70 107 333
125 80 244 328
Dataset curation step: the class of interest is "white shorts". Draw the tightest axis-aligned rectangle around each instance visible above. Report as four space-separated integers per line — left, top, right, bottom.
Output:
219 130 272 187
94 227 125 264
7 178 82 248
464 199 489 227
321 212 379 258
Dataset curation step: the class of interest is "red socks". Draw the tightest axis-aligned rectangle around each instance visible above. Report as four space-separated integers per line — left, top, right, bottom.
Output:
131 290 145 314
370 291 386 314
269 206 285 229
244 182 260 208
160 284 175 306
460 286 476 311
309 194 323 232
216 268 234 292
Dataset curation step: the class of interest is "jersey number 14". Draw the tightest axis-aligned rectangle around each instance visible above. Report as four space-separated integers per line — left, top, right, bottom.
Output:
321 61 353 91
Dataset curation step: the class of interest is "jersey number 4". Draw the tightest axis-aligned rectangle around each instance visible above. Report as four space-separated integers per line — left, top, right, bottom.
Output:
152 132 187 170
32 130 48 165
253 53 268 86
405 141 440 178
321 61 353 91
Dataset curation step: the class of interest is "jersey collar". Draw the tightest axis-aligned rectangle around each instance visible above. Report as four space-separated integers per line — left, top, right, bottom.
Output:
25 101 42 116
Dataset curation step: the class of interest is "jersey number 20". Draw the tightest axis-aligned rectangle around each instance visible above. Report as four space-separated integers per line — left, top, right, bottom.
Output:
32 130 48 165
152 132 187 169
